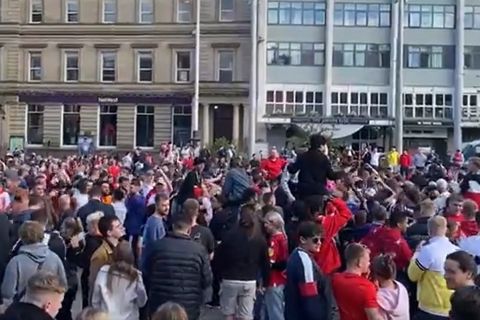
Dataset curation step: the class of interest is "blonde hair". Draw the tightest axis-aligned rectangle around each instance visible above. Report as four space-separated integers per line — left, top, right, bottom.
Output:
428 216 447 237
153 302 188 320
264 211 285 235
75 308 109 320
26 271 66 297
86 211 104 226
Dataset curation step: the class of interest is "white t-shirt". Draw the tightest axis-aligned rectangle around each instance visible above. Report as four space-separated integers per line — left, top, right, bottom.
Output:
112 201 127 225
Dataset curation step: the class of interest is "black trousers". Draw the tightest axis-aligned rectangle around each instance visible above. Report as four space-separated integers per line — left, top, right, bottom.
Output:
56 285 78 320
81 269 89 308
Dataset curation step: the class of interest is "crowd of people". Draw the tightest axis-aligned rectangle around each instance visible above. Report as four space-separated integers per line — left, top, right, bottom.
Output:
0 136 478 320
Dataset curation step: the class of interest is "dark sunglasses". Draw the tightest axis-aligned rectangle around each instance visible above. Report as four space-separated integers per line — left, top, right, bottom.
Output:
311 237 321 244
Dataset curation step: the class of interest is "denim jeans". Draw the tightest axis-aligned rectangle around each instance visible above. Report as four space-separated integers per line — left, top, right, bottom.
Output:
264 285 284 320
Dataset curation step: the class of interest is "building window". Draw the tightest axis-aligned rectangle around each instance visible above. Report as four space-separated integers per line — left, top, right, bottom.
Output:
101 51 116 82
405 5 455 29
99 105 117 147
333 43 390 68
30 0 43 23
465 6 480 29
64 51 79 82
177 0 192 22
27 104 44 145
331 91 388 118
268 1 326 25
136 105 154 147
173 105 192 146
403 92 452 119
139 0 153 23
137 52 153 82
267 42 325 66
463 94 479 119
217 50 234 82
465 46 480 69
66 0 79 22
103 0 116 23
175 51 191 83
406 45 454 69
220 0 234 21
266 89 323 115
62 105 80 146
334 3 390 27
29 51 42 81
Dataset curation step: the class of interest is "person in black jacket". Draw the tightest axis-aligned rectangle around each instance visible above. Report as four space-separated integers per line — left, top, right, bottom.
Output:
0 271 66 320
288 134 337 199
176 157 205 206
0 213 12 289
145 208 212 320
215 204 270 320
77 185 115 229
406 198 435 250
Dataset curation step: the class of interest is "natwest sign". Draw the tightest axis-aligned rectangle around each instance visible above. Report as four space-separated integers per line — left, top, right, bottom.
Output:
98 97 119 103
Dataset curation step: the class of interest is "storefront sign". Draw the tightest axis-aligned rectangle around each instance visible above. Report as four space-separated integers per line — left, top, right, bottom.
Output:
18 92 191 105
291 116 370 125
404 120 452 126
98 97 119 104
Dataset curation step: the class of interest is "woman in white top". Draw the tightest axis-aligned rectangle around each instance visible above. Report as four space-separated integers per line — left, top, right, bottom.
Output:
91 242 147 320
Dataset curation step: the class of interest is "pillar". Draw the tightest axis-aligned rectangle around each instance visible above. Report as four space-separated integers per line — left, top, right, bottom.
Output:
202 103 209 146
233 104 240 145
324 0 335 116
453 0 465 151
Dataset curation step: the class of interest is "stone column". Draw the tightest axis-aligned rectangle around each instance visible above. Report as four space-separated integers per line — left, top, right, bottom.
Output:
233 104 240 145
202 103 209 146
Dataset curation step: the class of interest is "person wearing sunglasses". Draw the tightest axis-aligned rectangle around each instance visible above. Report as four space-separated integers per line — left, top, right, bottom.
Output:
284 221 338 320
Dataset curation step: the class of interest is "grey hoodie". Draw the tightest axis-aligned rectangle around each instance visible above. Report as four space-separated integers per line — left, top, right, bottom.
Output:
1 243 67 301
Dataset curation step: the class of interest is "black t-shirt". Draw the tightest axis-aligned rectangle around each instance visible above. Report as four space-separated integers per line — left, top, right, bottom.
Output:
191 224 215 255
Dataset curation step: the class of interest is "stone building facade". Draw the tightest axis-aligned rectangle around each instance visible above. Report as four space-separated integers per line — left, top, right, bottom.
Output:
0 0 251 153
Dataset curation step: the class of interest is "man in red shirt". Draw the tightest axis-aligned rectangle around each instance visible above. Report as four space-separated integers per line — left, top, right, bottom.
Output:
261 148 286 181
314 196 352 274
332 243 382 320
399 150 412 178
361 210 412 271
461 199 479 237
263 211 288 319
107 159 120 180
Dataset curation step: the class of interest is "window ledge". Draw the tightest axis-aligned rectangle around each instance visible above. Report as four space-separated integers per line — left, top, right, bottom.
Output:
20 43 48 49
169 43 195 49
131 43 158 49
94 44 121 49
57 43 84 49
211 42 240 49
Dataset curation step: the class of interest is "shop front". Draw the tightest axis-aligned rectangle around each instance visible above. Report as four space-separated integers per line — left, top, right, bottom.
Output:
7 91 191 153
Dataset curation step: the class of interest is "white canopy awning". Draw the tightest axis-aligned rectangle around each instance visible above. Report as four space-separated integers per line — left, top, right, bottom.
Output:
294 123 365 140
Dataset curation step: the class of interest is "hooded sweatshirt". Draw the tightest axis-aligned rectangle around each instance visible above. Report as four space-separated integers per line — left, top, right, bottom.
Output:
1 243 67 302
377 280 410 320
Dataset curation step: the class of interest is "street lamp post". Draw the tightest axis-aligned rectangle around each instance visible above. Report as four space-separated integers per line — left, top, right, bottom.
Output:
394 0 404 152
191 0 201 139
248 0 258 156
